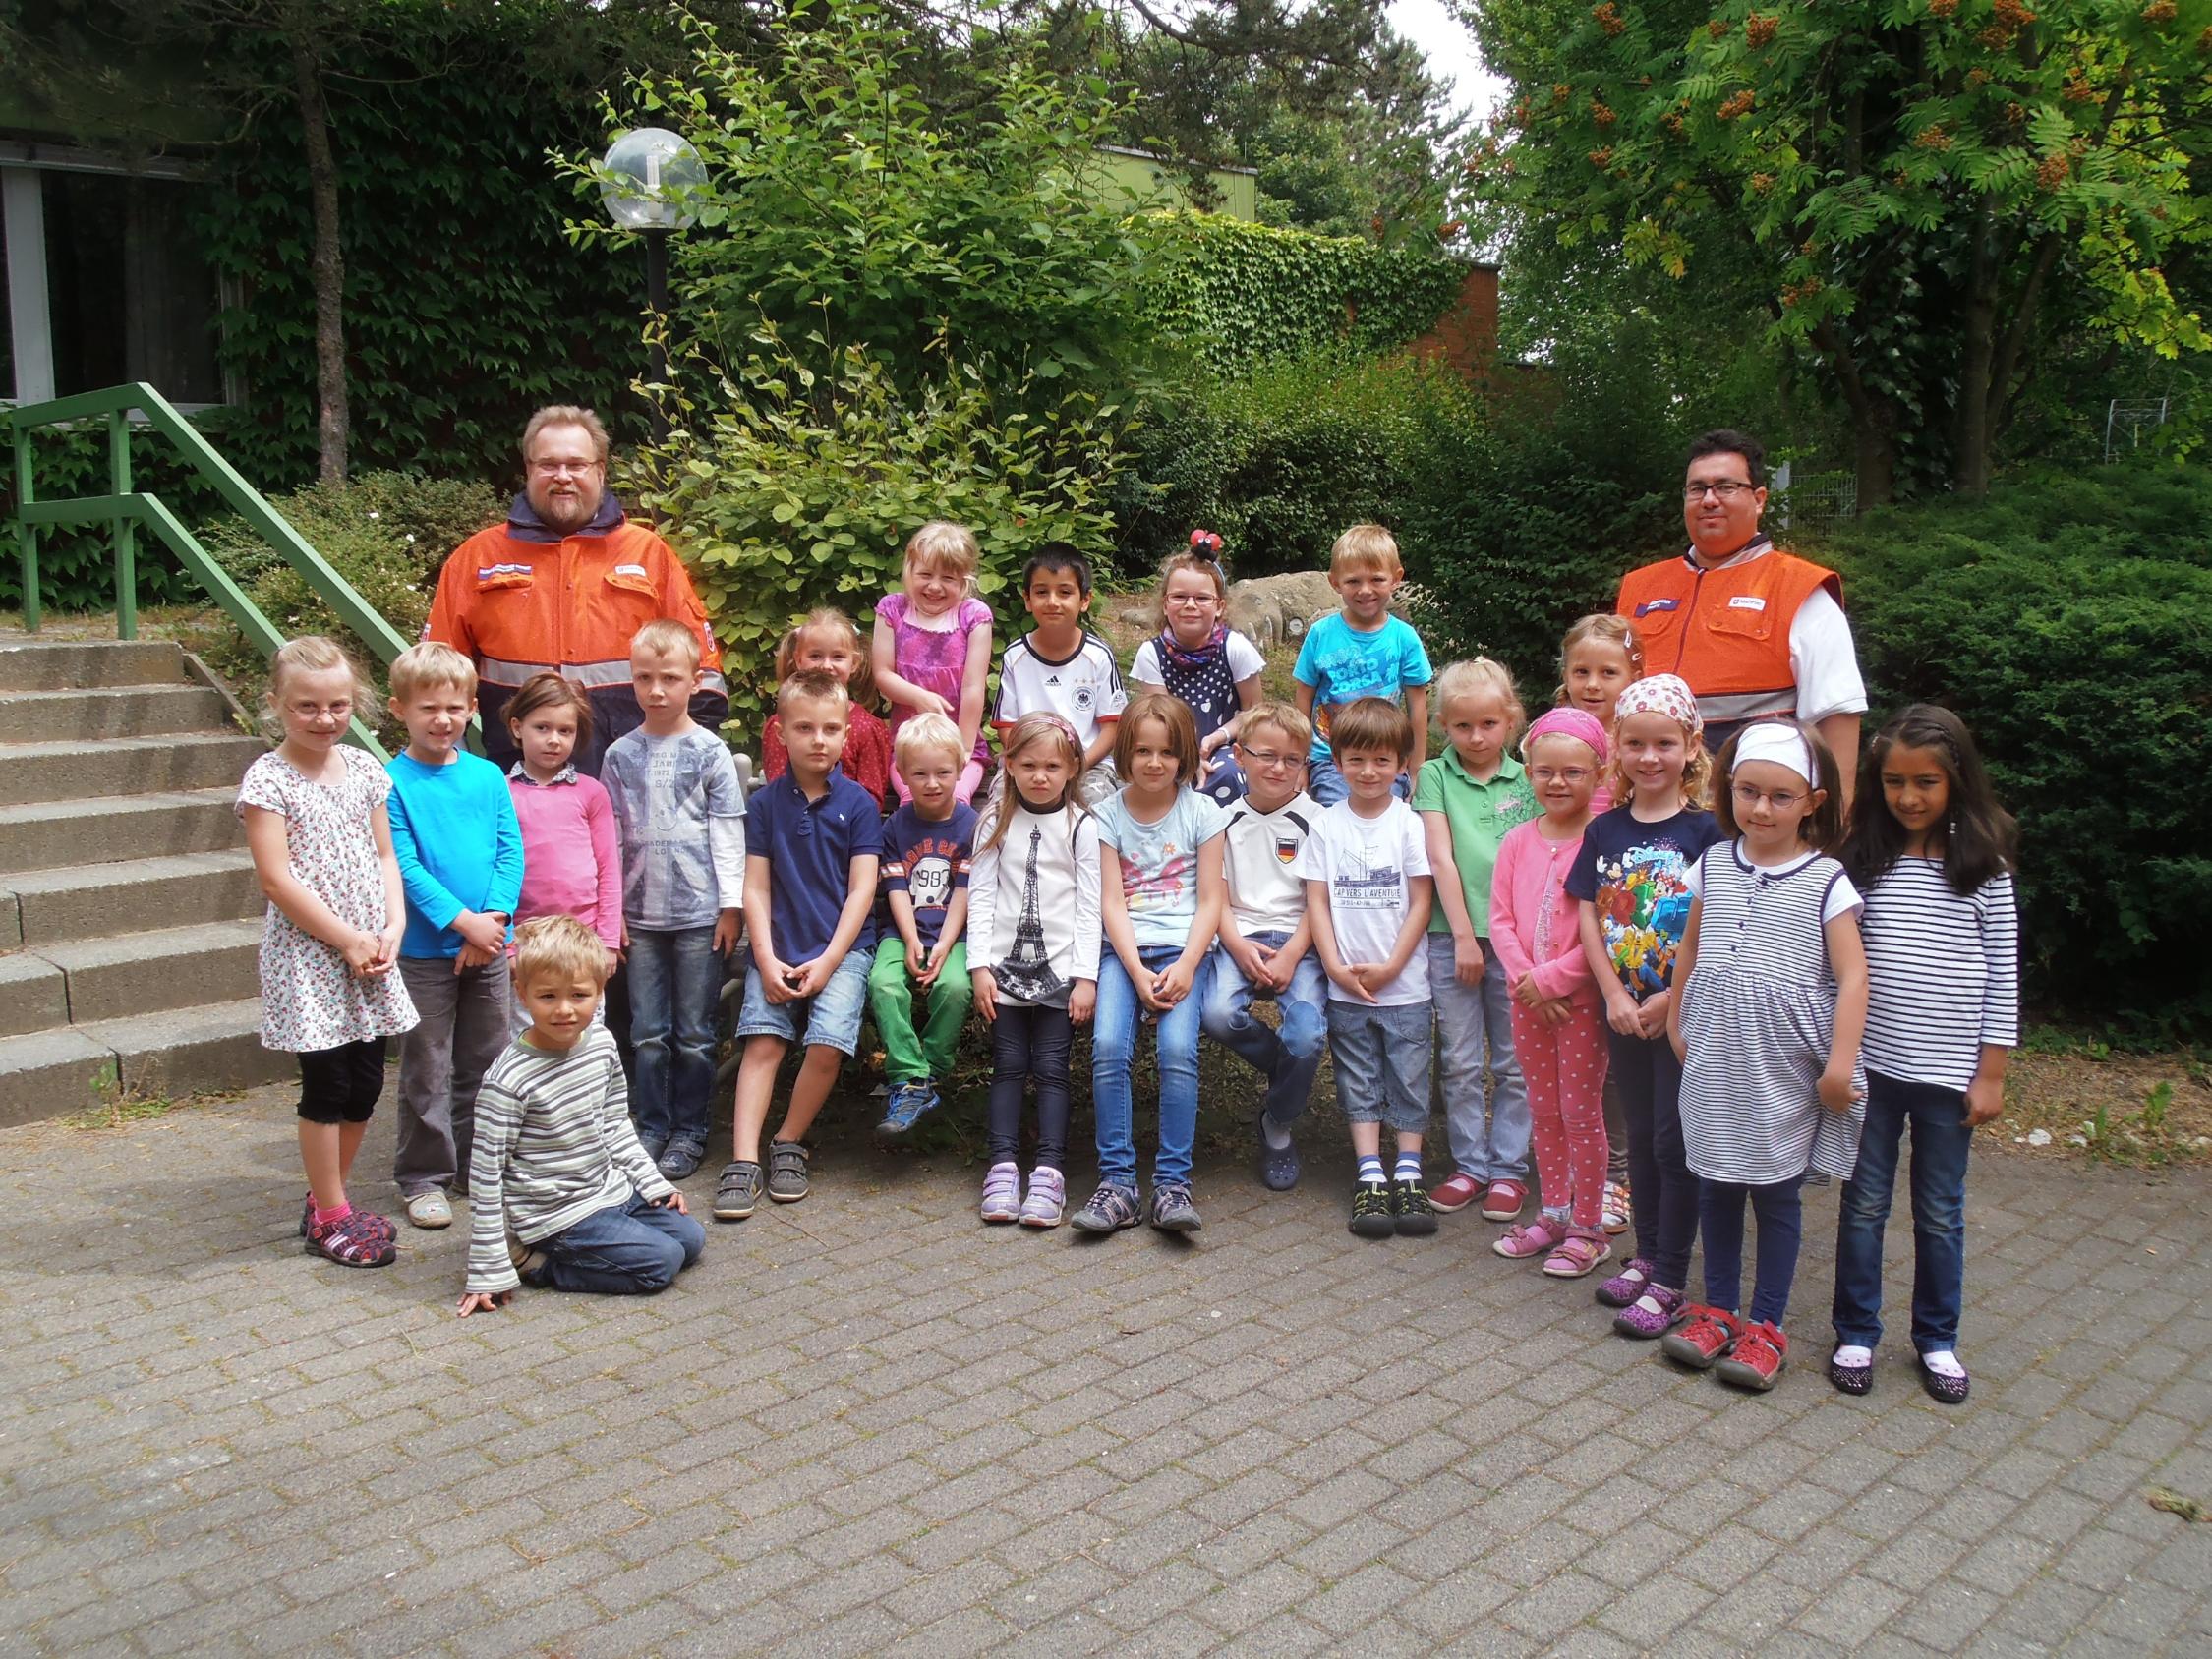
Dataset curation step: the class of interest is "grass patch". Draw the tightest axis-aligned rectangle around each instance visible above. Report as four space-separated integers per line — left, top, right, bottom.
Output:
1988 1042 2212 1169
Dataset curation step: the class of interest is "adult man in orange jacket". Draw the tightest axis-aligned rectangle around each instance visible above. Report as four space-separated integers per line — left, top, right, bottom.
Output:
425 405 728 775
1616 429 1866 801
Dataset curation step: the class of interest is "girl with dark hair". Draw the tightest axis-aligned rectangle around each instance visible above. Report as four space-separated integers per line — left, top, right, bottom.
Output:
1829 705 2019 1404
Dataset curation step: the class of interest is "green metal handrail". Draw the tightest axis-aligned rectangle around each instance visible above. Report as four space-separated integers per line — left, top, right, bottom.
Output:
9 383 411 759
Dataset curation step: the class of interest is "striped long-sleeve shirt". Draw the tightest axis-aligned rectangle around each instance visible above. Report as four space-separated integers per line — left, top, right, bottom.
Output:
1860 860 2019 1093
465 1025 672 1294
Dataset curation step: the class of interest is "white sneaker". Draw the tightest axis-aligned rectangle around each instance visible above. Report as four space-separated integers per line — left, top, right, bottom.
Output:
405 1189 452 1229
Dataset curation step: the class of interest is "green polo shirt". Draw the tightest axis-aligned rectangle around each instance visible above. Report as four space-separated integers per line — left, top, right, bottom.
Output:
1412 748 1539 936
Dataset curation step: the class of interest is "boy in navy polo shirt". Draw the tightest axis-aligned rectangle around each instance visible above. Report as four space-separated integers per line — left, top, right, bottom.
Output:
715 671 883 1221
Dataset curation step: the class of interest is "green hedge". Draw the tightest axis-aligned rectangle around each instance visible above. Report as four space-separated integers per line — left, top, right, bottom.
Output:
1137 212 1469 377
1817 471 2212 1036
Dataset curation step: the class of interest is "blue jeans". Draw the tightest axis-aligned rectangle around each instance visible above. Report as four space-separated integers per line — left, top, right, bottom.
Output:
1200 933 1327 1127
1832 1070 1974 1353
1092 944 1209 1190
1326 1000 1434 1133
627 924 725 1148
1306 757 1413 807
534 1192 706 1295
1699 1173 1805 1327
1429 935 1529 1183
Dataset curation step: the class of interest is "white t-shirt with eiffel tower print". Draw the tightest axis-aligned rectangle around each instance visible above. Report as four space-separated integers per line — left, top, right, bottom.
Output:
966 802 1102 1008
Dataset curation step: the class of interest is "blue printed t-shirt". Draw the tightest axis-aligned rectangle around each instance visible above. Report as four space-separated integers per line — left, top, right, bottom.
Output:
1563 804 1723 1001
1292 613 1433 762
880 801 978 954
600 725 745 931
1093 785 1230 949
1412 748 1538 936
385 749 524 959
746 772 884 965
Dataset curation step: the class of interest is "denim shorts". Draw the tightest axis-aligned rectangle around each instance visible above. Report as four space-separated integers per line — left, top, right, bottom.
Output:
735 949 871 1054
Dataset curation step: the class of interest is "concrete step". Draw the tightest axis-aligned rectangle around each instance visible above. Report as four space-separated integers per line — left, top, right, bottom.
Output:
0 683 236 744
4 849 262 947
0 788 240 876
0 730 267 807
0 999 292 1128
0 952 68 1037
32 918 264 1023
0 637 187 692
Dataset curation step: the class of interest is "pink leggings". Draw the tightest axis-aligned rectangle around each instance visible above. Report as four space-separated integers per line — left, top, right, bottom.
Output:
1509 1001 1611 1232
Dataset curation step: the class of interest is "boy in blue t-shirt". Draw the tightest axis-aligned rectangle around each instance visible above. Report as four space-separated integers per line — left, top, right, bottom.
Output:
715 671 883 1222
1292 523 1433 806
384 643 524 1230
868 715 979 1138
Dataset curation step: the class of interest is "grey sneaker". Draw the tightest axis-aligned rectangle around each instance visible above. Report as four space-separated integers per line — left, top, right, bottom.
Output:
767 1140 812 1203
637 1132 669 1166
1069 1182 1140 1233
1149 1183 1202 1233
657 1138 705 1181
713 1160 763 1222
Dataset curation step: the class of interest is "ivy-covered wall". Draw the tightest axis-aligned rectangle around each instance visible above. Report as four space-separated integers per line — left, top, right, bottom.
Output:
1139 211 1471 376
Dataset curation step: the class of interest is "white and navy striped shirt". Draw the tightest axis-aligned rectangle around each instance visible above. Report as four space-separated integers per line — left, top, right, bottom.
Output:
1860 860 2019 1093
465 1025 672 1294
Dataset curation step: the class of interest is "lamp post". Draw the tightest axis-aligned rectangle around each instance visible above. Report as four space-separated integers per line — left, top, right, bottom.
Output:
599 127 704 439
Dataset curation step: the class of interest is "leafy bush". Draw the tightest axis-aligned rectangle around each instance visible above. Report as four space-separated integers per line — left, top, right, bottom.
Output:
201 471 505 718
1138 212 1469 377
633 326 1123 744
1818 470 2212 1036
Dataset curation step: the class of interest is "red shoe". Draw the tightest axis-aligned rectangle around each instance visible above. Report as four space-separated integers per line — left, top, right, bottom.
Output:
1716 1321 1789 1391
1428 1173 1483 1212
1479 1179 1527 1222
1659 1304 1742 1370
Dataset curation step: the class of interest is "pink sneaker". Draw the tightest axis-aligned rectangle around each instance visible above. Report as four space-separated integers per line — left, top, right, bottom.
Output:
1492 1216 1569 1260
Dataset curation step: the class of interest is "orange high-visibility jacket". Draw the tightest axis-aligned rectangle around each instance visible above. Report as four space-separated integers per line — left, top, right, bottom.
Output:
1615 543 1841 730
425 496 727 772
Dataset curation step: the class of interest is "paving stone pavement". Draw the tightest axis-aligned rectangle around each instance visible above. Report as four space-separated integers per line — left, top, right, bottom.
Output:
3 1083 2210 1658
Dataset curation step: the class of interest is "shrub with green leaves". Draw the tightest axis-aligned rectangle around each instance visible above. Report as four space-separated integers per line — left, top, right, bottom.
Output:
632 327 1123 744
1814 472 2212 1035
202 471 505 722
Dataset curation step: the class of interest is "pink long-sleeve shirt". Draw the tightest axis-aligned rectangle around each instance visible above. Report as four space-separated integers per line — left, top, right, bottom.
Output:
1487 817 1600 1008
508 768 624 952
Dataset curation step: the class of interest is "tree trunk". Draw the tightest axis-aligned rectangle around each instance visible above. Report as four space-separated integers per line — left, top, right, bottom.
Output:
1854 419 1895 509
290 25 348 485
1952 200 1998 497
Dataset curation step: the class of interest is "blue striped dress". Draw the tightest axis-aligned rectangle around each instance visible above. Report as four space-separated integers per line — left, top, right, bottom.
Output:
1678 841 1867 1184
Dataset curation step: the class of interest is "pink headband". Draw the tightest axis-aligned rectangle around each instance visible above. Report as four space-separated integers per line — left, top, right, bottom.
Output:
1522 706 1609 766
1612 673 1702 736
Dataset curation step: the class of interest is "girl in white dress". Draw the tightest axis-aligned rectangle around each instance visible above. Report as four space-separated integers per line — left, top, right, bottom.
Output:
237 637 419 1268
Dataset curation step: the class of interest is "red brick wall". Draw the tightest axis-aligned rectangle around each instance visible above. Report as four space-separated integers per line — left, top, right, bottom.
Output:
1407 265 1501 383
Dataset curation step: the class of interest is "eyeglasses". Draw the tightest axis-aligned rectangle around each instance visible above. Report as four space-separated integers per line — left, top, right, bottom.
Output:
1730 780 1805 811
1236 744 1302 772
1529 766 1593 785
530 458 603 477
286 700 353 721
1683 481 1757 500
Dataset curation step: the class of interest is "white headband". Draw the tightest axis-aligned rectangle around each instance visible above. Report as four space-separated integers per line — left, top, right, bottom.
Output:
1733 722 1816 787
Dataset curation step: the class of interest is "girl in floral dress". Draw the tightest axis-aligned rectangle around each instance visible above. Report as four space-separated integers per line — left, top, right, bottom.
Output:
237 637 419 1267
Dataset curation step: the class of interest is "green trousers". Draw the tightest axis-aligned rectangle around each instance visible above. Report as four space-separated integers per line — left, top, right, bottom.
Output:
867 936 972 1084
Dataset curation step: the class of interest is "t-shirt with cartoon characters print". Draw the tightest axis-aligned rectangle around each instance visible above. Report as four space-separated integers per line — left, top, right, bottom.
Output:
1092 786 1230 949
1563 804 1723 1002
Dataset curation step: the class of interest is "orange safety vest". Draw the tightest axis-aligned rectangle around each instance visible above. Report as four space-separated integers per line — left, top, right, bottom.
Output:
1615 543 1840 727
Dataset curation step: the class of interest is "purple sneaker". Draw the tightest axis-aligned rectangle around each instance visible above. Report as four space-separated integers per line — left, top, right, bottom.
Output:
1596 1256 1655 1308
980 1161 1021 1224
1019 1167 1067 1229
1612 1283 1688 1340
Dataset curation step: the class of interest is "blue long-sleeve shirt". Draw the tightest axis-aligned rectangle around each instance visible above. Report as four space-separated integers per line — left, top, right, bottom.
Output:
386 749 525 959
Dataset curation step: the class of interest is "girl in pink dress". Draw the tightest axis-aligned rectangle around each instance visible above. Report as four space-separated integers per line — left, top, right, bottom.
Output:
872 521 995 803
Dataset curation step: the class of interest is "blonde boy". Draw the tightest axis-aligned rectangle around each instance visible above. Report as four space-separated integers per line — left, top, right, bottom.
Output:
1291 524 1433 806
459 917 702 1313
715 671 882 1220
598 619 748 1182
870 714 979 1136
385 641 523 1230
1199 701 1328 1190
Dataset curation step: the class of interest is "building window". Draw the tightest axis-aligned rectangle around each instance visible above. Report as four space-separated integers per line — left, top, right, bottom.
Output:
3 155 229 408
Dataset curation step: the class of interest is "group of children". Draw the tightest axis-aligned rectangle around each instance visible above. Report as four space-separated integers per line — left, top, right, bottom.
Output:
242 517 2017 1402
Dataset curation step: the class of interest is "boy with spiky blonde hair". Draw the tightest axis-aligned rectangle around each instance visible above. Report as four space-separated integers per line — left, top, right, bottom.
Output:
1292 524 1433 807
